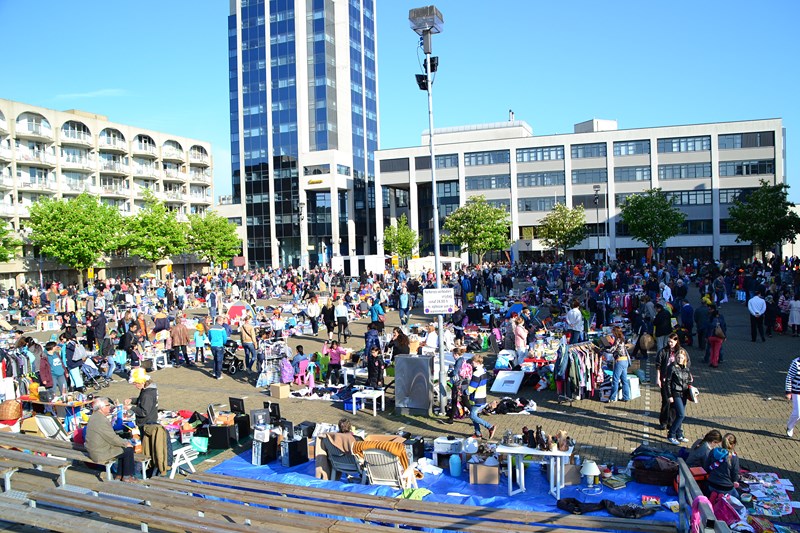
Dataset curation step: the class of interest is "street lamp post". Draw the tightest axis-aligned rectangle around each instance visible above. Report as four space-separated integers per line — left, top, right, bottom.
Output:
593 185 601 264
410 5 447 416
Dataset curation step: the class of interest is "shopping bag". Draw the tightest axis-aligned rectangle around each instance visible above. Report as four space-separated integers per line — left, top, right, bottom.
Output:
775 317 784 333
68 367 84 389
255 372 269 388
190 436 209 453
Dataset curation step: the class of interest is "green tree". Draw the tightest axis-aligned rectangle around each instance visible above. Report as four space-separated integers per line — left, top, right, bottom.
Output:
383 213 420 263
187 210 242 266
620 188 686 262
727 179 800 261
28 193 122 287
0 222 22 263
537 203 587 259
443 195 511 263
124 191 187 272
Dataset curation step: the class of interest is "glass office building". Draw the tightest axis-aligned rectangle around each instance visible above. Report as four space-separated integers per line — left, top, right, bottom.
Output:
229 0 379 270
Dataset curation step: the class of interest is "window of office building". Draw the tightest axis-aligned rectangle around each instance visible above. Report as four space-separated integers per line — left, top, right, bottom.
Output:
379 158 409 172
571 142 607 159
488 199 511 212
614 166 651 182
615 193 638 206
657 136 711 153
665 190 712 205
719 188 756 204
719 218 733 233
303 164 330 175
719 159 775 177
613 140 650 156
337 164 351 175
658 163 712 180
572 194 607 209
681 219 713 235
519 226 538 240
415 153 458 170
718 131 775 149
571 168 607 184
465 174 511 190
464 150 510 166
516 146 564 162
585 223 607 237
517 171 565 188
518 196 565 212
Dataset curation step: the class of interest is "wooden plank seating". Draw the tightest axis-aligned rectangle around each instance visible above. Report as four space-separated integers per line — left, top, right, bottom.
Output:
0 432 151 482
189 472 678 533
0 460 20 492
0 447 71 487
0 498 135 532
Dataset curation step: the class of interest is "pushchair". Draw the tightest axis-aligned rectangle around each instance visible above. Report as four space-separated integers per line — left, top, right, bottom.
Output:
223 339 245 375
81 358 110 391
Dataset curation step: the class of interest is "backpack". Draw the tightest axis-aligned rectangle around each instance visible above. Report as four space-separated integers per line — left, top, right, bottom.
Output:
458 359 473 381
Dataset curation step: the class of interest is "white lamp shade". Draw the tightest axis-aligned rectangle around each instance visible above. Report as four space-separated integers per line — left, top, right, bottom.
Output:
580 460 601 477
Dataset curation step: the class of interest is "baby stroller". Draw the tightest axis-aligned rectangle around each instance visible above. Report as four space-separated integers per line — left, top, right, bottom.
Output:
223 339 245 376
81 358 110 391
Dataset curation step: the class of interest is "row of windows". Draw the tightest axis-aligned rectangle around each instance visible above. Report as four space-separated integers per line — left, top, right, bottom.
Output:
518 196 565 212
464 150 510 166
658 163 712 180
614 140 650 156
573 194 606 209
718 131 775 149
517 171 565 188
465 174 511 190
516 146 564 162
571 143 606 159
657 136 711 153
718 188 755 204
719 159 774 177
571 168 608 184
614 166 651 182
665 190 712 205
488 199 510 212
414 154 458 170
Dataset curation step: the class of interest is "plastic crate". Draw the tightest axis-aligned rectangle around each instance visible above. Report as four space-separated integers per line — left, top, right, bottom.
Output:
343 398 363 411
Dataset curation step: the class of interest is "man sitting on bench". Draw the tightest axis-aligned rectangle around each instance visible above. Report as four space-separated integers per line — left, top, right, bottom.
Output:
85 398 136 482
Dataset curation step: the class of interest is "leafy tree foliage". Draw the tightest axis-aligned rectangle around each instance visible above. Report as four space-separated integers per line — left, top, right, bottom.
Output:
620 188 686 259
443 195 511 263
727 180 800 260
28 193 122 287
383 213 420 262
124 191 187 271
0 222 22 263
187 210 241 266
537 203 587 259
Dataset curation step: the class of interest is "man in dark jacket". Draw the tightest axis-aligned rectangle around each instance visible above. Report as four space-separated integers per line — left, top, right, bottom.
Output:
653 303 673 354
694 301 710 352
679 299 694 335
93 311 107 350
124 368 159 429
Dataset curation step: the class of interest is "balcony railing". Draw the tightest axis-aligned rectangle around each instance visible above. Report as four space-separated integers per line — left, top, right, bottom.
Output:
163 190 185 200
189 152 210 165
17 150 57 166
133 184 159 196
61 157 95 170
61 131 92 144
0 146 11 160
176 213 189 222
163 168 185 180
0 176 12 188
99 161 129 173
101 185 129 196
162 148 185 161
64 181 90 192
189 171 211 182
189 195 211 203
132 165 159 178
19 180 57 191
0 204 16 216
99 137 127 151
17 205 30 217
17 123 53 139
132 143 157 156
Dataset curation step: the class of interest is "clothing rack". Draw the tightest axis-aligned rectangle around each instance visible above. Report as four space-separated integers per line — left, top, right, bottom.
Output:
556 341 600 405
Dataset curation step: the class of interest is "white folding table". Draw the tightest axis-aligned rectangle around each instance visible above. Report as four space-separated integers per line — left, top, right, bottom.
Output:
495 444 573 500
350 389 385 416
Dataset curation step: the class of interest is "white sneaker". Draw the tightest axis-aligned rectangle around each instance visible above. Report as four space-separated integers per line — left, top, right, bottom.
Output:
216 376 224 380
788 427 794 438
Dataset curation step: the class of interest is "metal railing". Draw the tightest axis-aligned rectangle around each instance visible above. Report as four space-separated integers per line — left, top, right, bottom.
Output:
61 130 92 144
677 458 731 533
99 137 127 150
18 123 53 138
162 148 185 160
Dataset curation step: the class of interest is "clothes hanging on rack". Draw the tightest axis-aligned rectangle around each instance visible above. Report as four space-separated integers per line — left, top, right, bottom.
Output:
555 341 602 401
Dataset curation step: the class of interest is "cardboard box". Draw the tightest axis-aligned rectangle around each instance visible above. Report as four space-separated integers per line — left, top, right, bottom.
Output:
270 383 290 399
469 463 499 485
563 464 582 486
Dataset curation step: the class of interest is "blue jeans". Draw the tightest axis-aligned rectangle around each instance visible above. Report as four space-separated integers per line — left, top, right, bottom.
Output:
211 346 224 378
669 393 686 439
470 404 492 436
399 307 410 324
609 358 630 401
210 307 217 320
568 330 583 344
242 342 256 372
104 358 116 379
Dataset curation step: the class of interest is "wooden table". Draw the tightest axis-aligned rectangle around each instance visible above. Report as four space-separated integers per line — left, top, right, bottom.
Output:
496 444 573 500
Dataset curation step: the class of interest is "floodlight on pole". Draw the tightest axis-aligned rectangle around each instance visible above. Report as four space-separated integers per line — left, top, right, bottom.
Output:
409 5 447 416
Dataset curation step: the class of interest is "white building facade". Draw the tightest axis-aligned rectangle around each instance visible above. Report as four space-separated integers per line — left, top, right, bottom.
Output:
376 118 785 265
0 98 214 286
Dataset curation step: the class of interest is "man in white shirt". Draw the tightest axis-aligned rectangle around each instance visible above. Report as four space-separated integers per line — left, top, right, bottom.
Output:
660 282 673 303
748 290 767 343
565 300 584 344
422 322 439 350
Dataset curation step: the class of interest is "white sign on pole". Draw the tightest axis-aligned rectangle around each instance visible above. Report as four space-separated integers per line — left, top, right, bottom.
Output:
423 288 455 315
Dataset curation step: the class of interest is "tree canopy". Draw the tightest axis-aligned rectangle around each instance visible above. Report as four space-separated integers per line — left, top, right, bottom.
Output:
187 210 241 266
28 193 122 287
124 191 187 270
383 213 420 262
443 195 511 263
620 188 686 256
537 203 587 259
0 222 21 264
727 180 800 260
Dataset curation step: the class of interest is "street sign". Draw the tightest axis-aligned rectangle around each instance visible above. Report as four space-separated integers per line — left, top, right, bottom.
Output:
87 267 94 279
423 288 455 315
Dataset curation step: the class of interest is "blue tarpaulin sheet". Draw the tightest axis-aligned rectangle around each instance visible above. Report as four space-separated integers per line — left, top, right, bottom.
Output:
207 448 679 530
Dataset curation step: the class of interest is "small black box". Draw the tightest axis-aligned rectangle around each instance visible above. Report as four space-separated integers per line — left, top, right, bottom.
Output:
405 438 425 462
252 439 278 465
207 424 239 449
297 421 316 438
281 437 309 467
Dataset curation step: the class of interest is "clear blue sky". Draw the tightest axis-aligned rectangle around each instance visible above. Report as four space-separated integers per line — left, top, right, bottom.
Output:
1 1 798 199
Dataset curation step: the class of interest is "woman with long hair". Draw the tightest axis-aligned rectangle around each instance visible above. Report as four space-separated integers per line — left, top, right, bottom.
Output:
666 349 693 445
655 333 690 430
608 326 631 402
704 433 740 498
687 429 722 468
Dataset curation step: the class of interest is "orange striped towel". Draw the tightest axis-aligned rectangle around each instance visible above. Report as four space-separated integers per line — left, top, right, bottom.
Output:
352 440 409 471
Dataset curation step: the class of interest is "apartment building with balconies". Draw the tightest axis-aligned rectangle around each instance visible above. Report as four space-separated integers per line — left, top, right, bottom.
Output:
0 98 215 286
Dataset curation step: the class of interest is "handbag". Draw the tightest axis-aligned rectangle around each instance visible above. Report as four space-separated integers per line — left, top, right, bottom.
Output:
688 385 699 404
713 324 726 339
378 314 386 323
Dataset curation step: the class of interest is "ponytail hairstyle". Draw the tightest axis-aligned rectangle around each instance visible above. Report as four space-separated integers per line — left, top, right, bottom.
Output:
722 433 737 463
